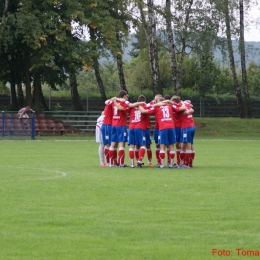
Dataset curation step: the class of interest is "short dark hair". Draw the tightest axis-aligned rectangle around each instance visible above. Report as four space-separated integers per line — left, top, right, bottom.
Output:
137 95 146 102
118 90 128 98
164 94 171 100
171 95 181 103
158 97 165 102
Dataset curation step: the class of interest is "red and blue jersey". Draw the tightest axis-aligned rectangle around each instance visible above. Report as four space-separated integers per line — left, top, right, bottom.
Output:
128 105 147 130
179 102 195 129
111 101 130 126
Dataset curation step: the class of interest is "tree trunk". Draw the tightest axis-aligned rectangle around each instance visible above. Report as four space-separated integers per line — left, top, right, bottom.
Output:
32 72 40 113
177 0 193 96
24 42 33 107
147 0 162 95
0 0 9 46
94 61 107 103
89 26 107 102
224 1 245 118
39 84 49 111
10 69 18 110
69 72 83 111
165 0 193 96
165 0 178 95
138 0 162 95
116 31 128 93
239 0 252 118
17 82 25 108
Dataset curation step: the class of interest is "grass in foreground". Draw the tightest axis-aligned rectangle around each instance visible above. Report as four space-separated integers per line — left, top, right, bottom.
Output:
0 139 260 260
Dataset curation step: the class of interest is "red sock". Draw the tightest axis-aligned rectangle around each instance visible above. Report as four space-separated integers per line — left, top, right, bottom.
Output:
184 152 190 166
190 150 195 167
129 148 135 166
129 148 134 160
147 149 152 161
138 147 146 162
159 150 165 166
169 151 175 165
108 149 115 165
135 149 139 160
104 147 110 164
113 150 117 165
118 148 125 166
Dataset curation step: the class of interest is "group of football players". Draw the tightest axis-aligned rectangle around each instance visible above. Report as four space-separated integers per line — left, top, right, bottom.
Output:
96 90 195 169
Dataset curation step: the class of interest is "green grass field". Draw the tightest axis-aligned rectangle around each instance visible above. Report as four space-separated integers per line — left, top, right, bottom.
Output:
1 118 260 259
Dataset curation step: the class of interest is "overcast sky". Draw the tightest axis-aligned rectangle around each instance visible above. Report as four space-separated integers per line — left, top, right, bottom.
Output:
243 4 260 41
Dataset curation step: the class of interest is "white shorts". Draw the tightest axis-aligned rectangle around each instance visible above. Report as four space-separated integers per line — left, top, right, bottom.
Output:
95 126 103 143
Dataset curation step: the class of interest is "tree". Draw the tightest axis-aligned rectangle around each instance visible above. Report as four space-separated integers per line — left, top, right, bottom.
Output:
164 0 179 94
198 44 218 97
213 0 245 117
0 0 9 46
180 56 200 91
109 0 131 93
17 83 25 108
163 0 195 95
239 0 252 117
70 72 83 111
0 0 88 112
225 1 244 117
160 0 221 97
137 0 162 95
115 31 128 92
247 61 260 94
211 0 256 117
79 0 133 100
0 0 30 109
88 26 107 102
123 48 152 93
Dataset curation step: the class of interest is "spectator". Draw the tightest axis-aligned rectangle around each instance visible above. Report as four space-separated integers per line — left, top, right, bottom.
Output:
18 106 35 118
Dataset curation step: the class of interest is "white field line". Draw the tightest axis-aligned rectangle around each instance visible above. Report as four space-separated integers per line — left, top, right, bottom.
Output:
1 166 67 181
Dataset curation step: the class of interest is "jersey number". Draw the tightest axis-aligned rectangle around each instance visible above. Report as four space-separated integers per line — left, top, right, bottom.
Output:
134 110 141 121
162 107 170 118
113 106 118 116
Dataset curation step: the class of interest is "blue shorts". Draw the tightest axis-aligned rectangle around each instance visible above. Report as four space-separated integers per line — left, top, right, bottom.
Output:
145 128 152 145
101 124 112 145
158 128 176 145
111 126 128 143
128 128 146 146
181 126 196 144
175 127 181 143
153 128 159 144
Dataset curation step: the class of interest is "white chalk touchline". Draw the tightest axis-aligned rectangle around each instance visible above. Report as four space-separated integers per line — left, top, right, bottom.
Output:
1 166 67 180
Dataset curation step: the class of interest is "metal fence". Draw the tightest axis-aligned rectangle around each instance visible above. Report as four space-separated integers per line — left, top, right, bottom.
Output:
0 111 36 139
1 96 260 117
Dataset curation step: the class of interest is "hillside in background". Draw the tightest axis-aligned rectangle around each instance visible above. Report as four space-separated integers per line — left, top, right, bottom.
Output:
214 41 260 66
100 35 260 66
